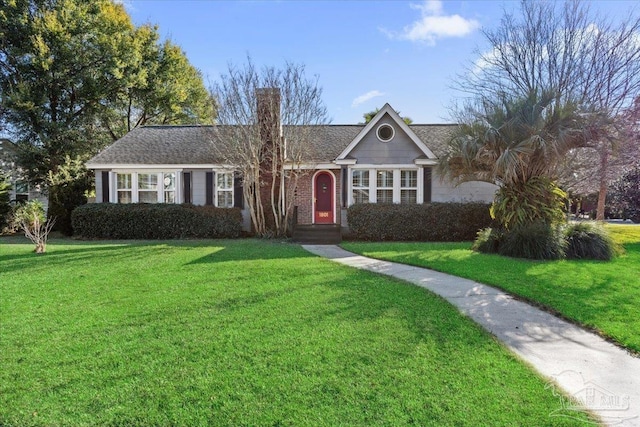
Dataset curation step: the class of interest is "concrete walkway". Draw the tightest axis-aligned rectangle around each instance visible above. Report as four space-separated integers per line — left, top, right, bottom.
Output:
303 245 640 427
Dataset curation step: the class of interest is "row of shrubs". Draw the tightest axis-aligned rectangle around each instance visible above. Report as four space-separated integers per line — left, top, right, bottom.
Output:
473 221 620 260
347 202 492 242
71 203 243 239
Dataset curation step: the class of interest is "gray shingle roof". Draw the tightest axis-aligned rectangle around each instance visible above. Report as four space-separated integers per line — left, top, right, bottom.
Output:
88 126 221 165
87 123 456 166
410 124 456 158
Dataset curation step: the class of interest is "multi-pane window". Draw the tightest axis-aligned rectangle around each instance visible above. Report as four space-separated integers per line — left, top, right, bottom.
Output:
376 170 393 203
163 173 176 203
216 172 234 208
400 170 418 204
351 168 421 205
137 173 158 203
117 173 132 203
15 180 29 203
352 170 370 204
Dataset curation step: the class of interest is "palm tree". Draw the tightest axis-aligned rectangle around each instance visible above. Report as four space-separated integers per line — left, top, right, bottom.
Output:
439 91 606 229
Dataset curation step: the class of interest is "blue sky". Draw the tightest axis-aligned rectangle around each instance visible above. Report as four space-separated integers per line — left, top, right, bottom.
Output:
125 0 637 124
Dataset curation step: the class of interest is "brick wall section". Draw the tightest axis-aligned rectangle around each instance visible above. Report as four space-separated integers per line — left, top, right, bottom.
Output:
292 169 342 225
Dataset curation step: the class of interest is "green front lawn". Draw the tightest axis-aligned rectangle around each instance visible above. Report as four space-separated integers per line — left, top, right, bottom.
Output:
0 238 592 426
342 224 640 354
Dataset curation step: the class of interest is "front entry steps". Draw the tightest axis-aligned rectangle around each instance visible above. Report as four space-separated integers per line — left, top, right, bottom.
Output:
292 224 342 244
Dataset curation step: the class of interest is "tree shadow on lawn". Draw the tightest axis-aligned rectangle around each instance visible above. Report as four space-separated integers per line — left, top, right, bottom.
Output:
0 244 136 273
184 239 316 265
1 238 317 277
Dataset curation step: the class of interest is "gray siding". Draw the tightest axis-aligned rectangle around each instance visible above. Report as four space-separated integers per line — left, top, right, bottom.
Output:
432 170 497 203
350 114 423 164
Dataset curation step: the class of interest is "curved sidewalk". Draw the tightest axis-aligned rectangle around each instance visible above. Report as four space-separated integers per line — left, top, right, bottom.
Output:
303 244 640 427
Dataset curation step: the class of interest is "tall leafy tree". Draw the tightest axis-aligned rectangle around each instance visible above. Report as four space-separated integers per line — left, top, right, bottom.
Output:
0 0 134 181
0 0 213 233
101 27 215 140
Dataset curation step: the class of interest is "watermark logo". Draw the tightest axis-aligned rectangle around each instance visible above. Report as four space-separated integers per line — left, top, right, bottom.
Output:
546 370 636 425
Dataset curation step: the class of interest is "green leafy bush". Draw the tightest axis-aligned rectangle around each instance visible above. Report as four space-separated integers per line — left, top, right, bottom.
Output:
472 227 504 254
498 222 566 260
346 202 492 241
47 156 92 236
564 222 619 261
491 177 567 230
72 203 243 239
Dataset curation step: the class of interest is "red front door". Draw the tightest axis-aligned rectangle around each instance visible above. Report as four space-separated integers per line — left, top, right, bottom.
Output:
314 172 334 223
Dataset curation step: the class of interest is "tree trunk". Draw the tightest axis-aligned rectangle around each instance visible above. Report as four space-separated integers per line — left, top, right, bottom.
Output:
34 241 46 254
596 149 609 221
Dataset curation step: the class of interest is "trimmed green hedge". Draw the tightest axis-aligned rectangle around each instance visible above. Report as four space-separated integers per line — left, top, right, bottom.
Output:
346 202 492 241
72 203 243 239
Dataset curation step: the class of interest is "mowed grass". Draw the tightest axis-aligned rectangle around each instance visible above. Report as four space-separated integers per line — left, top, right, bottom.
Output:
342 224 640 354
0 238 593 426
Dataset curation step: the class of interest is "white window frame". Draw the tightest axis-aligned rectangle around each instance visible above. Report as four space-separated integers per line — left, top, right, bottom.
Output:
376 169 394 203
163 172 176 203
116 173 133 204
215 172 234 208
348 166 424 206
400 170 418 204
137 173 159 203
351 169 370 204
111 171 181 204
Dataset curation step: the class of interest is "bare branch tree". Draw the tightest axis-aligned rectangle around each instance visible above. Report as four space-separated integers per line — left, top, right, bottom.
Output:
455 0 640 219
210 58 328 236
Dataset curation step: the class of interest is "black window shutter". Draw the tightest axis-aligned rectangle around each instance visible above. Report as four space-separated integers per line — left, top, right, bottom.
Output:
234 172 244 208
101 171 109 203
183 172 192 204
205 172 213 205
341 166 348 208
423 168 432 203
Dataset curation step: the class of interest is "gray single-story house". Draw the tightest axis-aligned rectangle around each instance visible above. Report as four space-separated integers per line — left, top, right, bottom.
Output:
86 103 497 231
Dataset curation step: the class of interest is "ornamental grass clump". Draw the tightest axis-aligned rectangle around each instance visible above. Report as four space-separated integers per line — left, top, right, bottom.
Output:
472 227 504 254
498 221 567 260
564 221 620 261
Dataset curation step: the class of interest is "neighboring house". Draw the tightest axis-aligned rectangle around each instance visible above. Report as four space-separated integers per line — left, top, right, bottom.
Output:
0 138 48 206
86 102 497 231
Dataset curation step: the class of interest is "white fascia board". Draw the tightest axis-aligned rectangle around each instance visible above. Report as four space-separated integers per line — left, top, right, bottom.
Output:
86 163 232 170
414 158 439 165
350 163 418 169
284 162 340 170
334 159 357 165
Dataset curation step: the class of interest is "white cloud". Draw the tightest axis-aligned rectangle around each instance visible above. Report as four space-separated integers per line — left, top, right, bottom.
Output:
383 0 479 45
351 90 385 108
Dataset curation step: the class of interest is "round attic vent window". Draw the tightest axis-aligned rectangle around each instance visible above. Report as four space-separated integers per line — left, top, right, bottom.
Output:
376 124 395 142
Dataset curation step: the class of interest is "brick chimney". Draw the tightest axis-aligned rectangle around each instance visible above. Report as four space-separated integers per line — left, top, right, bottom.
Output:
256 88 283 231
